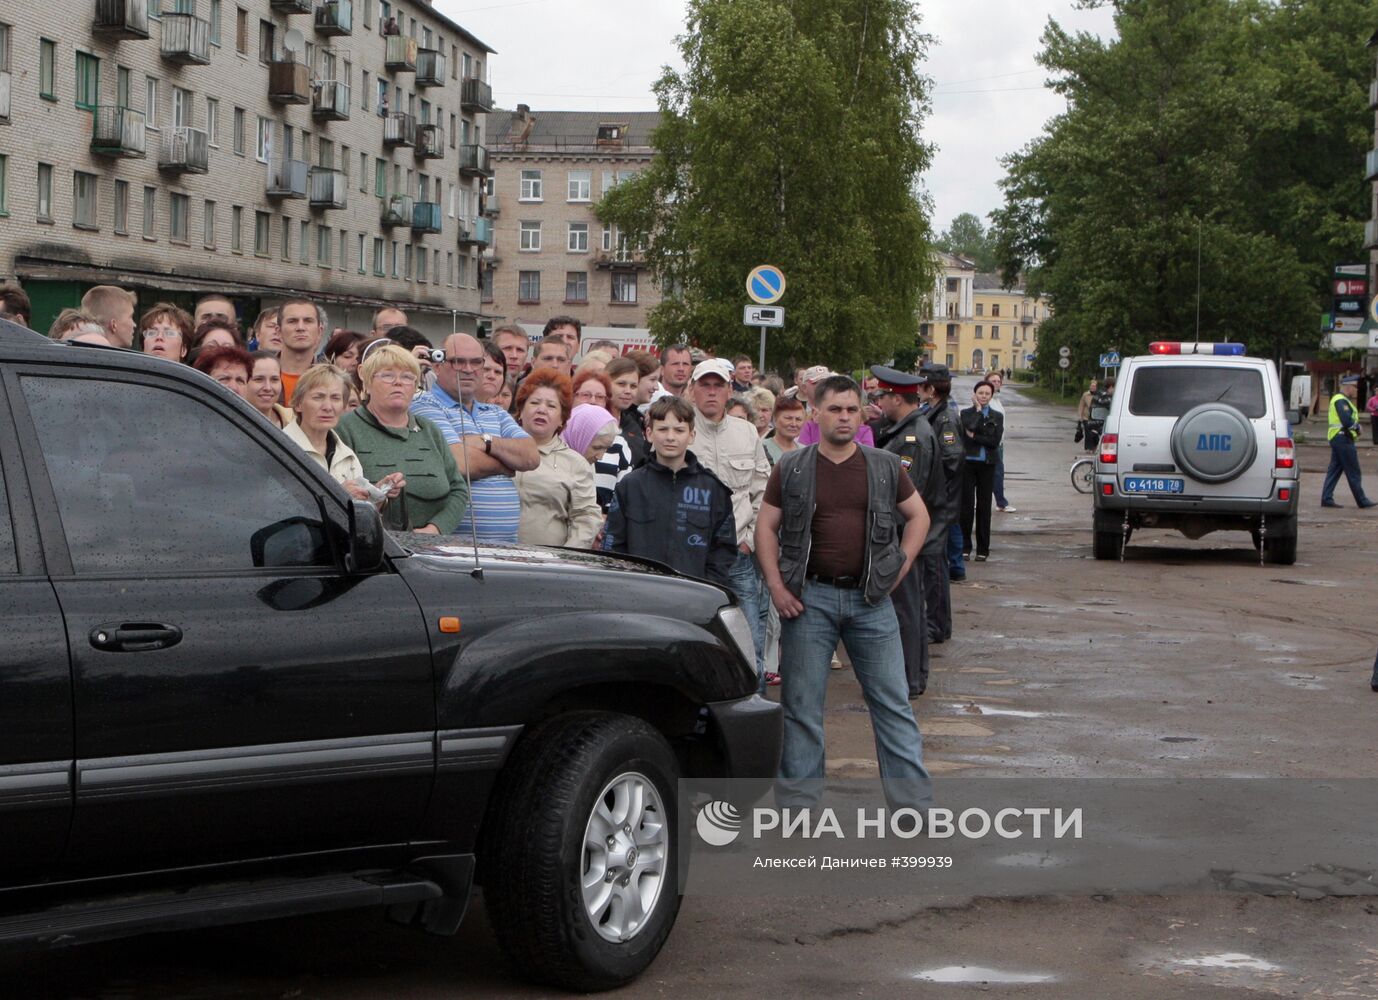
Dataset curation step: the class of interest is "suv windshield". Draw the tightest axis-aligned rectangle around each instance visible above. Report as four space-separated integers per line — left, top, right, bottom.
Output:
1128 366 1266 419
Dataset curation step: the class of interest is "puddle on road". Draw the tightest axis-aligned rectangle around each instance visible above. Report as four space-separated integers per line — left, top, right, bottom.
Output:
1159 736 1200 743
1270 578 1339 588
1174 953 1282 972
1281 674 1325 690
992 852 1071 869
954 703 1046 718
912 965 1056 984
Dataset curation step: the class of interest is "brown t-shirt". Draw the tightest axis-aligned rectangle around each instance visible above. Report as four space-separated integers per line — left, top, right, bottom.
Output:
764 448 915 579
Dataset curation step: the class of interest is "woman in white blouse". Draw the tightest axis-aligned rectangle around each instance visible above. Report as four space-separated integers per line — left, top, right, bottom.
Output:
513 368 603 548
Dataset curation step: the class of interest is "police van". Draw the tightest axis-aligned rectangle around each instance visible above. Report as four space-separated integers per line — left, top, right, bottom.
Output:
1092 342 1299 564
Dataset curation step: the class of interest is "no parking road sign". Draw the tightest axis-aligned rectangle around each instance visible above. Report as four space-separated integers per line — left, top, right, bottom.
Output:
746 265 786 305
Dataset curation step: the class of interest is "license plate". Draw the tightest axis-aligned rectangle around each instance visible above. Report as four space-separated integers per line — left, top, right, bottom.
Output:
1123 477 1184 495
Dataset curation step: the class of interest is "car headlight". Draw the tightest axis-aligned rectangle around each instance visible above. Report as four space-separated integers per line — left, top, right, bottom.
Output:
715 606 756 668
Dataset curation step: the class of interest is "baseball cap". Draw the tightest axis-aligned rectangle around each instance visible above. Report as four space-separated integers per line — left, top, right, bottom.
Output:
803 365 835 383
691 358 734 383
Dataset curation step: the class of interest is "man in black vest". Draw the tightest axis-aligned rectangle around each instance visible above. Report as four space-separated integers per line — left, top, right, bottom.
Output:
871 365 946 698
756 375 932 809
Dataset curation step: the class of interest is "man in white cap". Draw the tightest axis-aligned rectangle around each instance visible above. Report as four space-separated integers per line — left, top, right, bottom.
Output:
691 357 772 683
796 366 875 447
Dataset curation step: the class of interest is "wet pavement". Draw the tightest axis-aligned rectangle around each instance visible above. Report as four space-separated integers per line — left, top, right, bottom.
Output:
7 378 1378 998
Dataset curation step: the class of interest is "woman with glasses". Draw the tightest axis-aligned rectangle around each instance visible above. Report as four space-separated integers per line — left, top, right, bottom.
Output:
335 344 469 535
138 303 193 363
573 370 633 511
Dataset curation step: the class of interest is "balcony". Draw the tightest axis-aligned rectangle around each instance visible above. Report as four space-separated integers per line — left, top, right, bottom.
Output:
1367 148 1378 183
383 112 415 147
414 123 443 159
90 106 147 158
461 77 493 113
384 35 416 72
483 193 499 216
158 126 209 174
0 72 9 121
313 0 351 36
458 143 490 176
595 247 647 269
266 157 309 198
270 0 311 13
416 48 445 87
1020 314 1033 325
411 201 442 234
268 59 311 104
381 194 413 227
311 79 351 120
308 167 347 209
1366 219 1378 251
459 217 491 248
94 0 149 38
160 13 211 65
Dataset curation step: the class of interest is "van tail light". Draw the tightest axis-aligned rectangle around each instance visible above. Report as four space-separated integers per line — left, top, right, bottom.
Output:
1275 438 1294 470
1099 433 1118 465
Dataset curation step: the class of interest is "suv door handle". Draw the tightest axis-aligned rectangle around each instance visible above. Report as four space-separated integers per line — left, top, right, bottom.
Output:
90 622 184 652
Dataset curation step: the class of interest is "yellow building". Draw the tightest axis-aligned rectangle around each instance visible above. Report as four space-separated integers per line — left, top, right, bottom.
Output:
920 254 1049 373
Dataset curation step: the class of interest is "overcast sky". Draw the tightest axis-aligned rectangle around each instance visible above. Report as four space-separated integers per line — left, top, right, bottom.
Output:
443 0 1117 234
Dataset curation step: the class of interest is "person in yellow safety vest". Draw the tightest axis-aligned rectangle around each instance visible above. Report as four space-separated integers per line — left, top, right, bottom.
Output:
1321 375 1374 509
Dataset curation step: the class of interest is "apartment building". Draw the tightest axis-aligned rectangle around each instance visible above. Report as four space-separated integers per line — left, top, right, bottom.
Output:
919 253 1047 372
0 0 494 339
482 106 660 331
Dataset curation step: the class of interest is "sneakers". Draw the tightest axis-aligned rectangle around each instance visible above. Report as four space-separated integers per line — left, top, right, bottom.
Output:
997 505 1017 513
974 554 988 562
830 653 844 670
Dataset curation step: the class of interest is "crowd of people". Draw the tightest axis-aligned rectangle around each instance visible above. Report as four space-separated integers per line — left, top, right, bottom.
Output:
0 280 1022 810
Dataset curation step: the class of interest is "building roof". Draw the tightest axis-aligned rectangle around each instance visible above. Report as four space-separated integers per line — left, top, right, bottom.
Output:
973 272 1026 293
490 109 662 150
402 0 495 54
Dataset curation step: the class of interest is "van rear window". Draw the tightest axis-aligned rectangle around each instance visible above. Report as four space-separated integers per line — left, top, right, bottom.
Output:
1128 366 1266 419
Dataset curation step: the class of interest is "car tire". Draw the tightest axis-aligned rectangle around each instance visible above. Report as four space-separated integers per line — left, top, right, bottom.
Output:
1261 517 1298 566
481 712 682 992
1092 529 1121 561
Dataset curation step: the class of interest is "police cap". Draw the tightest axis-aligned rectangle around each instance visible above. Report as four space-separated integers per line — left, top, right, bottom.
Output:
916 363 951 384
870 364 923 394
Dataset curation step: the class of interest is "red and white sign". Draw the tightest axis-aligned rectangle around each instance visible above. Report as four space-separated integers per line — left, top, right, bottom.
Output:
1333 279 1368 297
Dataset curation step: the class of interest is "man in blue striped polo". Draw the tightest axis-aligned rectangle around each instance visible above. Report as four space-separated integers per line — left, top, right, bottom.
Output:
412 333 539 542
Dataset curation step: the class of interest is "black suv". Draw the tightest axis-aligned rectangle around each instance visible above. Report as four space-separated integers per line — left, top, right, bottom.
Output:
0 320 780 991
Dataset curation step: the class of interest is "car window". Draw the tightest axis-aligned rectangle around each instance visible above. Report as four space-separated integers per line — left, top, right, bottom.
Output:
1127 367 1267 420
21 375 333 573
0 456 16 575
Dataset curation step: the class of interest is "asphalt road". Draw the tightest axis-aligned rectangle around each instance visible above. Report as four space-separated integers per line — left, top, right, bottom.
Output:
8 379 1378 999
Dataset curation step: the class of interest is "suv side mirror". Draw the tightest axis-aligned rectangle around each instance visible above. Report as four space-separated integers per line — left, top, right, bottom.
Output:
346 500 385 573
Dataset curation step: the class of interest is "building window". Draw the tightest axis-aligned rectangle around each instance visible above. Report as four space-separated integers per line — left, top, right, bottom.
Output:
207 0 221 43
316 225 330 266
991 325 1000 340
254 210 270 255
172 87 190 128
403 243 412 279
457 254 469 288
206 99 219 145
145 76 159 129
37 164 53 221
232 107 245 155
73 171 97 228
299 220 309 264
601 223 612 252
169 192 189 242
113 179 128 232
991 304 1001 317
374 158 385 197
974 326 983 339
519 169 542 201
373 236 384 275
116 65 130 108
231 205 242 251
567 222 588 253
75 52 100 110
518 270 540 303
142 185 156 237
258 20 275 64
519 220 541 251
280 215 290 260
0 26 10 95
611 271 638 304
390 241 399 278
417 247 427 282
255 116 271 162
975 303 983 317
235 7 247 53
567 170 591 202
39 39 55 100
565 271 587 304
357 233 365 273
359 151 367 192
203 199 216 248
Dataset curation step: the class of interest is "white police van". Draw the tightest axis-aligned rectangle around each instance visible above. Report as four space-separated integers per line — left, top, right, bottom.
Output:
1092 342 1299 564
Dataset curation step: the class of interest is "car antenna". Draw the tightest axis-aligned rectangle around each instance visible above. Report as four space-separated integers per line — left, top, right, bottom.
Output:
452 391 484 581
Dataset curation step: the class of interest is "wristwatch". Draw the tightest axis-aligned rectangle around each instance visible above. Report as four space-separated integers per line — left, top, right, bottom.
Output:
482 433 493 454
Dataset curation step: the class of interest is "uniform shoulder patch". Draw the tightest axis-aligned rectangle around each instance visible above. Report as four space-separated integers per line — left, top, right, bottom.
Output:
942 430 957 445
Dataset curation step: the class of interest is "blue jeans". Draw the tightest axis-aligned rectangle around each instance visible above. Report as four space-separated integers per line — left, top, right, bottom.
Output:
946 518 966 576
1322 435 1369 504
728 550 768 685
993 444 1009 508
776 581 932 810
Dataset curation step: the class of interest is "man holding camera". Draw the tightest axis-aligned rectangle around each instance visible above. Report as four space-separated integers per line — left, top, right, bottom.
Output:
412 333 539 542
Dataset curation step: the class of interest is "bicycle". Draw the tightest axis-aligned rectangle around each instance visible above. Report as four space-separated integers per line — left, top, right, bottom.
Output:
1070 456 1095 494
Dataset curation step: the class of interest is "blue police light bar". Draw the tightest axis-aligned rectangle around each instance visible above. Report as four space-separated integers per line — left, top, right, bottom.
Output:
1148 342 1246 356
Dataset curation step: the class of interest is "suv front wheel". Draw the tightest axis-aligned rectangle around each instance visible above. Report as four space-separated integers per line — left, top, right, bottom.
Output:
481 712 682 991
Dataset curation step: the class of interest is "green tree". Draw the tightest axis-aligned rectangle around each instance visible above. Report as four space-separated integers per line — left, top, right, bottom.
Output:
936 212 998 272
990 0 1371 383
598 0 938 371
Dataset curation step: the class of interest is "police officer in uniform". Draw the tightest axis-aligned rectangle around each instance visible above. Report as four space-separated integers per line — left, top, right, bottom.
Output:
1320 375 1374 509
872 365 946 697
915 364 964 641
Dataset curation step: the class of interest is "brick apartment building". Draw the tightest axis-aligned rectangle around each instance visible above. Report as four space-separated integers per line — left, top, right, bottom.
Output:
0 0 493 339
482 106 660 333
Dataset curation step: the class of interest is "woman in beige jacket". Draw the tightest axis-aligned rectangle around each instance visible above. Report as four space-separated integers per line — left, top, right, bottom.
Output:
513 368 603 548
